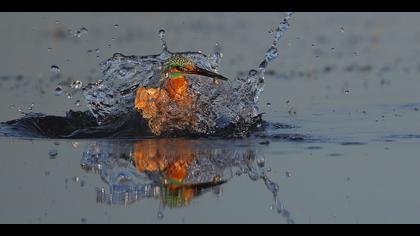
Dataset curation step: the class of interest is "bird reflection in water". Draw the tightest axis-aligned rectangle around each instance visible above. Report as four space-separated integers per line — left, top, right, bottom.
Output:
81 139 294 222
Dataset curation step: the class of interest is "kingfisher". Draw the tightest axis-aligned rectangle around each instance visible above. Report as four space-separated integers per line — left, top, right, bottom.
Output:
135 54 228 135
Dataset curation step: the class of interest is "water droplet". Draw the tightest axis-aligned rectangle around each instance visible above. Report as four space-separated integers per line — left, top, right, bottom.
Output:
47 47 52 52
17 107 24 114
50 65 61 75
113 24 119 28
157 211 164 220
74 30 82 38
158 29 167 50
286 171 292 177
248 171 259 181
213 78 220 85
55 20 60 25
266 102 271 107
67 93 72 99
73 177 80 182
48 149 58 159
344 89 350 95
71 81 83 89
276 198 284 214
54 87 63 96
87 49 93 54
266 167 272 172
74 27 88 38
340 26 345 33
119 69 127 76
28 103 35 111
95 48 100 53
44 171 51 177
256 155 265 168
209 43 223 70
265 178 279 194
80 27 88 34
81 218 87 224
158 29 166 39
248 69 258 77
210 174 221 183
75 100 81 107
264 46 278 62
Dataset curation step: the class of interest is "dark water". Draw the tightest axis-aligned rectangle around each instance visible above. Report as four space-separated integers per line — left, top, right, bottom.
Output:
0 111 273 139
0 111 154 138
2 13 420 223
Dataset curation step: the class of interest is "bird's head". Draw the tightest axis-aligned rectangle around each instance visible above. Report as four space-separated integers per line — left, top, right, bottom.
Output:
162 54 229 81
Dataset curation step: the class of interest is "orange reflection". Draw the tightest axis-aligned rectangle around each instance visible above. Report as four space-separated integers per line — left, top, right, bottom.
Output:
134 139 195 183
133 139 205 208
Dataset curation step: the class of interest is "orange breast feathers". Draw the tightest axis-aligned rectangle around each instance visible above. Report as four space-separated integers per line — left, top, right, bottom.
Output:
134 71 195 135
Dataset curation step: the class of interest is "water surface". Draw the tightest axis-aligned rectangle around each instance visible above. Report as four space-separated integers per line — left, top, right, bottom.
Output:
1 12 420 223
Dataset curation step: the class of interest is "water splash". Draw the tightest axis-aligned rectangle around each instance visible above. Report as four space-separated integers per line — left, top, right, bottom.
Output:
158 29 168 51
82 13 293 137
209 42 223 72
71 81 83 90
74 27 88 38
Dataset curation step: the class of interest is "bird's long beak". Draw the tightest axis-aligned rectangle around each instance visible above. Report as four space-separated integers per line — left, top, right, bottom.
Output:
188 67 229 81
